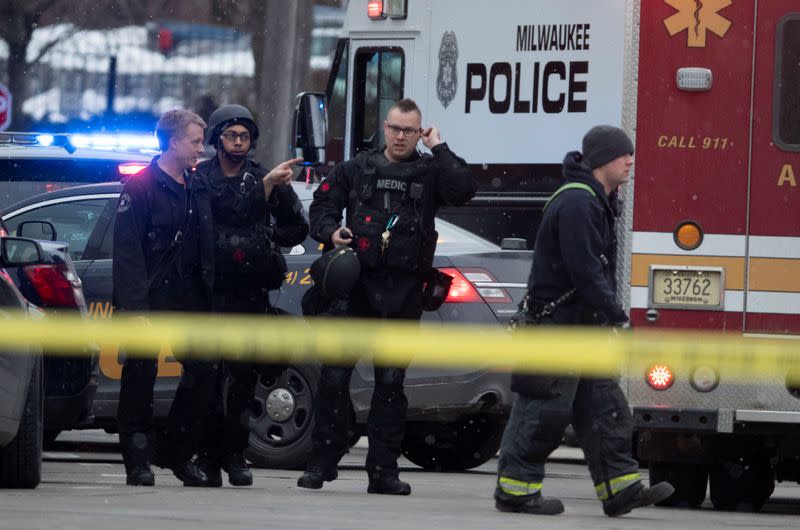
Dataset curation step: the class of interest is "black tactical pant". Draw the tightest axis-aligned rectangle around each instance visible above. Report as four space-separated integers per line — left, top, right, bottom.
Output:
496 377 641 501
210 286 286 457
117 274 217 470
309 282 422 478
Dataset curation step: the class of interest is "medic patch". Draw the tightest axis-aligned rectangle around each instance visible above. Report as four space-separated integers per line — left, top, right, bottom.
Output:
376 179 407 193
117 193 132 213
320 182 331 192
357 237 371 251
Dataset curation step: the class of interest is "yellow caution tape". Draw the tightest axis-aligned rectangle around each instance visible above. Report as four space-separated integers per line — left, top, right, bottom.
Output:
0 311 799 380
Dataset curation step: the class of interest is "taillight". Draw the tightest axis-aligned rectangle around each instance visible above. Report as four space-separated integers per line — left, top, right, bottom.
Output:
646 364 674 390
462 268 512 303
24 264 81 308
439 267 482 303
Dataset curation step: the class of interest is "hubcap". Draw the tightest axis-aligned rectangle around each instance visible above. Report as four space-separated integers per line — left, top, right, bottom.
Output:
265 388 296 422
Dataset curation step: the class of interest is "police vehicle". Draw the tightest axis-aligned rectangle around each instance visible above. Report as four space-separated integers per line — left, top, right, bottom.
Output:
0 132 154 445
1 177 532 471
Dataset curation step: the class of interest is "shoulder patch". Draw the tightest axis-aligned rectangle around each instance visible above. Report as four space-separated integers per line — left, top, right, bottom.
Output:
117 193 132 213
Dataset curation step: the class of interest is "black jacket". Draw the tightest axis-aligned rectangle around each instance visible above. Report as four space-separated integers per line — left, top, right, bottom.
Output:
309 144 476 252
112 157 214 312
528 151 627 326
197 156 308 287
308 144 476 314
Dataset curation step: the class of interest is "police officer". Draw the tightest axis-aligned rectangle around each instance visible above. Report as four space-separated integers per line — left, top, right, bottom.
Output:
297 98 477 495
196 104 309 486
494 126 674 516
114 109 217 487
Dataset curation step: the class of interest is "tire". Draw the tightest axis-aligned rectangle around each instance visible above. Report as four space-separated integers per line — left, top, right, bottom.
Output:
402 415 505 471
0 355 43 489
709 456 774 512
649 461 708 508
245 363 320 470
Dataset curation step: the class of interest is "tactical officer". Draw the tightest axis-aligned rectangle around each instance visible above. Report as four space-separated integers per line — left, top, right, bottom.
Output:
494 126 674 516
297 98 477 495
196 104 309 486
114 109 218 487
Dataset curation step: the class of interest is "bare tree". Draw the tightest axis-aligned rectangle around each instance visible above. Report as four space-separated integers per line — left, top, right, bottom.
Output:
0 0 65 129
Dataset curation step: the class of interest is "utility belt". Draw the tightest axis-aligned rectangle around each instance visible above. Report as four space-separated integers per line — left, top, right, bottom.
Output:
507 288 577 331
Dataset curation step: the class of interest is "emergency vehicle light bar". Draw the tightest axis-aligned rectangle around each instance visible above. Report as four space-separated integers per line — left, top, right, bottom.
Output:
0 132 160 154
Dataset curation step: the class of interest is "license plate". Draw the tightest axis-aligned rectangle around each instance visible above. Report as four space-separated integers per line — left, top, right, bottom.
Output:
649 266 724 310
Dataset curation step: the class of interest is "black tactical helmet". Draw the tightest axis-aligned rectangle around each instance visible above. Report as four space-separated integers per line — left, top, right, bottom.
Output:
206 104 260 146
310 246 361 298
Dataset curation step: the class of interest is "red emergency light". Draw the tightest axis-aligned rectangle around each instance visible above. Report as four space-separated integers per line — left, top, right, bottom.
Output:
367 1 386 19
646 364 675 390
118 163 148 176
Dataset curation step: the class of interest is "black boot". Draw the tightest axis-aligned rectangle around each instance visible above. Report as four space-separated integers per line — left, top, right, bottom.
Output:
171 457 214 487
367 473 411 496
494 487 564 515
195 453 223 488
297 465 338 490
222 453 253 487
120 432 155 486
126 465 155 486
603 481 675 517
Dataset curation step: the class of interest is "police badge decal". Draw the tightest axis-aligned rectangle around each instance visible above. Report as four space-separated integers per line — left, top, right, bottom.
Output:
436 31 458 109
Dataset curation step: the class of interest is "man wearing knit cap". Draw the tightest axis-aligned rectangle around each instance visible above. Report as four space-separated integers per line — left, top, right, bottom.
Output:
493 125 674 517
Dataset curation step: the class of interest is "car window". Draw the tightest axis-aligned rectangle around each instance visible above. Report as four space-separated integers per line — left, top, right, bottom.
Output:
435 218 499 254
4 198 112 261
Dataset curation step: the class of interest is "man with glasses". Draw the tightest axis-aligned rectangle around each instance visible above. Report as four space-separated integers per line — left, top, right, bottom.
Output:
195 104 308 486
298 98 476 496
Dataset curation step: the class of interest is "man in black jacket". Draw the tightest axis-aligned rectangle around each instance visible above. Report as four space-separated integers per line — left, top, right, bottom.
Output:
113 109 217 487
494 126 674 516
297 98 477 496
196 104 308 486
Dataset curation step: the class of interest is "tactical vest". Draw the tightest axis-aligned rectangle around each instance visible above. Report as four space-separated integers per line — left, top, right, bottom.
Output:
347 150 437 274
212 169 282 287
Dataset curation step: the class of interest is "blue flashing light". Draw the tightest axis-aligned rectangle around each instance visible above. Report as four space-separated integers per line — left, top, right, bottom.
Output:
36 134 55 147
319 101 325 110
118 134 159 150
70 134 92 148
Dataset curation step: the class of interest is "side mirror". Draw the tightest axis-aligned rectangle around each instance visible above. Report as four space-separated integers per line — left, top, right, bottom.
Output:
292 92 327 166
1 237 44 266
500 237 528 251
17 220 57 241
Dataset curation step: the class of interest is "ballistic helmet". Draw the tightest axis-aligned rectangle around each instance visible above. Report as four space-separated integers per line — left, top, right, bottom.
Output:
206 104 260 146
310 246 361 298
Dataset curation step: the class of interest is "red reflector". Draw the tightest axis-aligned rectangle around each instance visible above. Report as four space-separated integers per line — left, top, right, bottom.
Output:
24 264 79 308
646 364 674 390
119 163 148 176
439 267 481 303
367 0 385 19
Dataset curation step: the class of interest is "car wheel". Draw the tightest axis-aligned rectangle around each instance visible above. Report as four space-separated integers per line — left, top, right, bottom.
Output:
402 414 505 471
709 456 774 512
245 364 320 470
0 355 43 489
649 461 708 508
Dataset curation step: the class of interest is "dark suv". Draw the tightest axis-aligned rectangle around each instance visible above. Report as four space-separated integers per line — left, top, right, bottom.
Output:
0 132 153 442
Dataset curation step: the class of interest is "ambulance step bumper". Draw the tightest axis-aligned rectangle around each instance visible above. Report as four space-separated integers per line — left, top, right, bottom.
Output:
634 407 719 432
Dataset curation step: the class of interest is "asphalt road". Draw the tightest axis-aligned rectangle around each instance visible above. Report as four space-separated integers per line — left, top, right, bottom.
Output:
1 431 800 529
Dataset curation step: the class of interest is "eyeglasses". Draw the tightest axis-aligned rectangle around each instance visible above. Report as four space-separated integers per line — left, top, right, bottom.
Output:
385 124 422 137
220 131 251 142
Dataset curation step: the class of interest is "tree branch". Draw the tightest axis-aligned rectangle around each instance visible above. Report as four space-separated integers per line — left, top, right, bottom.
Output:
28 25 79 66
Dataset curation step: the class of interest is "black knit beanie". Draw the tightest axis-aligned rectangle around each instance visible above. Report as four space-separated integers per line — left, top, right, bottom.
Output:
582 125 634 169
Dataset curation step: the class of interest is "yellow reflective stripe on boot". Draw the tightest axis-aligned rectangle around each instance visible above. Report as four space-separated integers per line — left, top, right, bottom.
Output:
498 476 543 496
594 473 641 501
